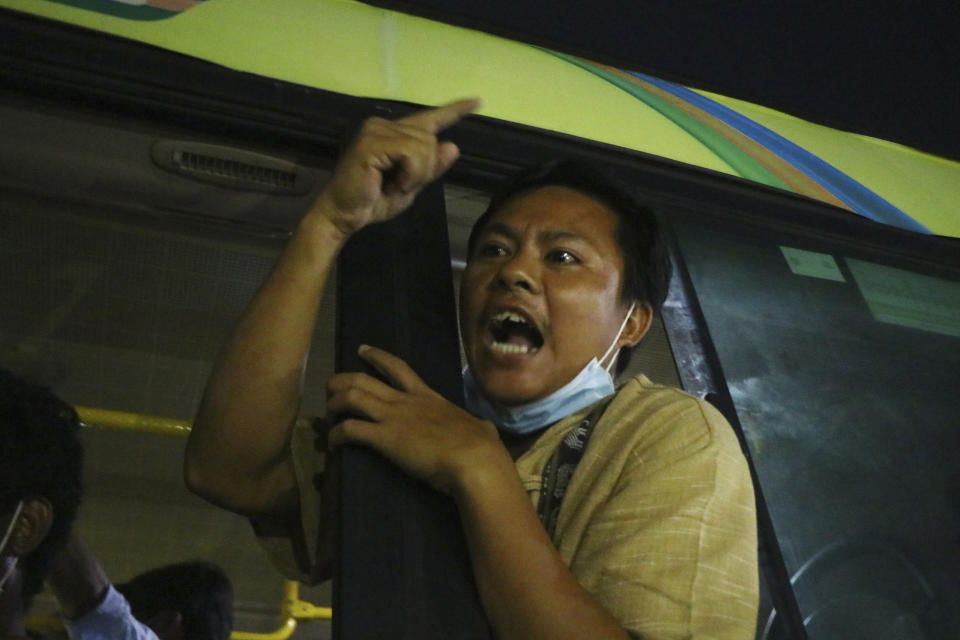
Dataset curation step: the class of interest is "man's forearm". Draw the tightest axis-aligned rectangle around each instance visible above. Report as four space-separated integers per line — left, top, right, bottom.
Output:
454 458 629 640
47 535 111 621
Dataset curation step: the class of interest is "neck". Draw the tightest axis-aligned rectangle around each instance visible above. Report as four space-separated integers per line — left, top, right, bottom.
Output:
500 428 548 461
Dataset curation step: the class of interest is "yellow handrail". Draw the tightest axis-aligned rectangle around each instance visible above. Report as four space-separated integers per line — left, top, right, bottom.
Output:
23 615 64 635
77 405 193 437
230 617 297 640
60 406 333 639
227 581 333 640
75 407 316 444
282 580 333 621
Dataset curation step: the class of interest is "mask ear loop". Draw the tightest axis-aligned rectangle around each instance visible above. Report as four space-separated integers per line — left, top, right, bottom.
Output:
0 500 23 555
0 500 24 595
600 302 637 374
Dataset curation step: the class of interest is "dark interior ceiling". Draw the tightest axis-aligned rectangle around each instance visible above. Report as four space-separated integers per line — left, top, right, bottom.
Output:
365 1 960 162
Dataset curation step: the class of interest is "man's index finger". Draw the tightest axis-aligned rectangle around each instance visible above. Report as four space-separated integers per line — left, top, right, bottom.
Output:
399 98 482 134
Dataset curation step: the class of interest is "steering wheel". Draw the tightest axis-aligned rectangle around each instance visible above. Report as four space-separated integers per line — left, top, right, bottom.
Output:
761 537 947 640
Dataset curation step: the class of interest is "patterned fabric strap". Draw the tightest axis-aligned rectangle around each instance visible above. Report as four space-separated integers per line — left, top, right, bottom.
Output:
536 397 614 539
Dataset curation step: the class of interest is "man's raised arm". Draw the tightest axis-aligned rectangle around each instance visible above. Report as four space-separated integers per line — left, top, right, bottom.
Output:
183 99 480 516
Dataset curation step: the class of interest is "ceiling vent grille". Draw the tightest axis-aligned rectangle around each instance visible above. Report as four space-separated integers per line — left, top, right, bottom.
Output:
152 140 313 195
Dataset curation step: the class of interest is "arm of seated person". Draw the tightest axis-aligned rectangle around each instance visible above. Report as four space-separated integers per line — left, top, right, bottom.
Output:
46 535 110 622
47 535 159 640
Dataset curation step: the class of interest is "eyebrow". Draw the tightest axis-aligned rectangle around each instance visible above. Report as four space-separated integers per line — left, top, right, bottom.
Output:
479 222 585 244
478 222 520 243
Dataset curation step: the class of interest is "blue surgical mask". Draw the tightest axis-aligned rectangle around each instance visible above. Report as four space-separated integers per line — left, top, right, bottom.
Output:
463 303 635 434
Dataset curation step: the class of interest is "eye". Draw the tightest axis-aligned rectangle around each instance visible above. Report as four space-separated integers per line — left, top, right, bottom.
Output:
474 241 509 259
546 249 580 264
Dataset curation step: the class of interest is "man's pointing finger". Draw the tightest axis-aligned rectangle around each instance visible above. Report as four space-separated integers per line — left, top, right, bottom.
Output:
399 97 482 134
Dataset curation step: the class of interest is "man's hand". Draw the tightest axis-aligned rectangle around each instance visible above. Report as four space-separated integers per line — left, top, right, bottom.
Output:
310 98 481 240
325 345 507 496
325 347 630 640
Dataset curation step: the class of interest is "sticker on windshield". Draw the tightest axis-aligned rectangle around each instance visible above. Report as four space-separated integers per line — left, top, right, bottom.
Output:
847 258 960 338
780 246 846 282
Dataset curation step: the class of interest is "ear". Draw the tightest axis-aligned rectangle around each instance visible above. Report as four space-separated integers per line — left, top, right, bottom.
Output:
9 497 53 557
618 303 653 349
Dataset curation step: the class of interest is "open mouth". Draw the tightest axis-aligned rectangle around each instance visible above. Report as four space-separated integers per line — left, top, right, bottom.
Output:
487 310 544 355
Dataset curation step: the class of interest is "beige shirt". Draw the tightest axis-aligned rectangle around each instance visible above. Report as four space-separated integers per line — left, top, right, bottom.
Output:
257 375 759 639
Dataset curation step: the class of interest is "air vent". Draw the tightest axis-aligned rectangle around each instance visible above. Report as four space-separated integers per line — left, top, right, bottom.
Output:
176 150 297 189
151 140 313 195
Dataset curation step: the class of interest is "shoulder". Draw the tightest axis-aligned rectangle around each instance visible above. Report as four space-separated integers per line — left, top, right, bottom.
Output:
611 374 721 419
597 375 743 472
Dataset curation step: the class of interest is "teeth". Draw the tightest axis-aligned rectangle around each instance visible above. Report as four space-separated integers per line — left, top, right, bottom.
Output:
489 310 540 354
491 341 538 354
492 310 530 326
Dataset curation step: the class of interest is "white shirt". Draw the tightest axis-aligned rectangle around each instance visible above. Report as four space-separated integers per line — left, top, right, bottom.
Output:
63 584 159 640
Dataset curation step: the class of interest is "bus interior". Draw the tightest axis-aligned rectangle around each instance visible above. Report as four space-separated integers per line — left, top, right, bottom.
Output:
2 8 960 640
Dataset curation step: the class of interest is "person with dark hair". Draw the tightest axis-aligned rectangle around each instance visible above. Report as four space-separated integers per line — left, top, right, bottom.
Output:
0 371 230 640
0 368 83 640
185 99 758 639
117 561 233 640
45 535 160 640
45 534 232 640
0 370 158 640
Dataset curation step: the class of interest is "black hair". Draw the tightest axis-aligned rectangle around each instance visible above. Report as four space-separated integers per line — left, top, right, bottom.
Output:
0 368 83 602
117 561 234 640
466 159 673 374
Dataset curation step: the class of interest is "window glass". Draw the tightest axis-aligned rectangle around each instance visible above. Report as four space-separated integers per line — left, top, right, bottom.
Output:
0 192 335 628
672 211 960 639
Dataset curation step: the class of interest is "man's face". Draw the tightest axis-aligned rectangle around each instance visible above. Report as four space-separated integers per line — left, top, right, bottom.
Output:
460 186 633 406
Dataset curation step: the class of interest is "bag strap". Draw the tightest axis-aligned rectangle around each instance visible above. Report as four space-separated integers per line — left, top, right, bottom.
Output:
536 396 614 539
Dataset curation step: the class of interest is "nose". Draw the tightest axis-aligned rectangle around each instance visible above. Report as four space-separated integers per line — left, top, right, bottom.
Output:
495 249 540 293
